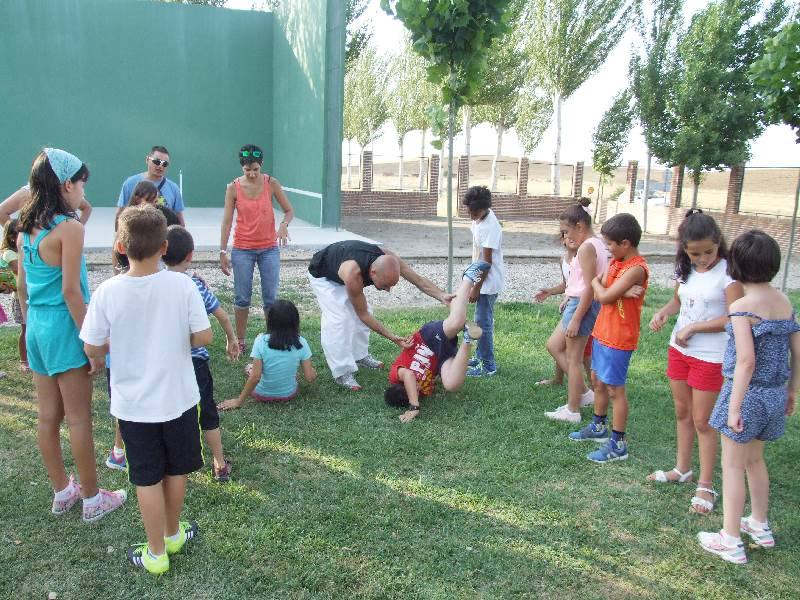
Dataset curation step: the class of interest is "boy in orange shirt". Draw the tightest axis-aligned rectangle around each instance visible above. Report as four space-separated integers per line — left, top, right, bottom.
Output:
569 213 649 462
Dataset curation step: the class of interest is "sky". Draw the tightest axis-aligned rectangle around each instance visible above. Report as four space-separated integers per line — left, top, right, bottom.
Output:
227 0 799 167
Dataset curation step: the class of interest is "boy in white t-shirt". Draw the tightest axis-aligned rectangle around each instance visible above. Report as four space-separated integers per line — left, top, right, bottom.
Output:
463 186 505 377
81 206 212 576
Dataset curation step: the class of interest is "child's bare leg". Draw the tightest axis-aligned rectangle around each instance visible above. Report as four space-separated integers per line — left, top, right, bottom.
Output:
592 372 609 416
204 429 226 469
442 278 474 338
744 440 769 524
18 324 27 364
693 389 720 503
565 335 590 412
58 367 98 498
608 384 628 433
34 373 68 492
582 354 592 388
440 341 476 392
672 380 695 475
234 308 249 343
163 474 188 538
721 436 747 539
114 420 124 450
546 326 568 373
136 483 167 555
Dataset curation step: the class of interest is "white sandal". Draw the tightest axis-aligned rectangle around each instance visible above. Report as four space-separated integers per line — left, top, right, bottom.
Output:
649 468 693 483
691 486 718 514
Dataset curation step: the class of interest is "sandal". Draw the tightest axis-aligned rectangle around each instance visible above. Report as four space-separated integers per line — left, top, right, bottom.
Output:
647 467 693 483
690 485 718 514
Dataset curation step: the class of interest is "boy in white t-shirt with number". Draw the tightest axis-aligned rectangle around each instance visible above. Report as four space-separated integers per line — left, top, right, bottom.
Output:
81 205 212 576
463 186 505 377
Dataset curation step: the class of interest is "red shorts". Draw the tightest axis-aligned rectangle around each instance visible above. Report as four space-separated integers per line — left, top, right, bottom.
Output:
666 346 723 392
251 388 298 404
583 335 593 358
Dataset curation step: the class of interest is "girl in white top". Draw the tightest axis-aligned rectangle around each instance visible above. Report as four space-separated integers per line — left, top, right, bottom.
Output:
648 209 743 513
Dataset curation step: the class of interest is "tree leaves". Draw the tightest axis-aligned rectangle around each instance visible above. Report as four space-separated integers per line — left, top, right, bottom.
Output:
592 89 634 181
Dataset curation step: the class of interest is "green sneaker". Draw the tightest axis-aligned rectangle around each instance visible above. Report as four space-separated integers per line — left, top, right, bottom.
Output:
164 520 199 555
127 543 169 575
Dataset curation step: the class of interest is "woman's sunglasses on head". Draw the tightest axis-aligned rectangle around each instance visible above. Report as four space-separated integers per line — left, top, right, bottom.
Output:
149 157 169 167
240 150 262 158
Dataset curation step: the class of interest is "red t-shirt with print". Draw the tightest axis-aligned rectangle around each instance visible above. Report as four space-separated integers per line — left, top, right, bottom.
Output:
388 330 441 396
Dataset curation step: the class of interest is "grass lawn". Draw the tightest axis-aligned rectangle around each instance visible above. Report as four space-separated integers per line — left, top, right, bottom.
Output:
1 286 798 599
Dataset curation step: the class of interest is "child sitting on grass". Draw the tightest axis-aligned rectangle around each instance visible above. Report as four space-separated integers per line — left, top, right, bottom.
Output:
163 225 241 482
219 299 316 409
81 205 212 575
0 219 22 368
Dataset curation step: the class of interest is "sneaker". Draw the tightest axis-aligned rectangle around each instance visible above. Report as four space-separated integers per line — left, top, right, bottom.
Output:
51 475 81 515
462 322 483 344
105 449 127 471
82 488 127 523
579 388 595 407
127 543 170 575
213 459 232 483
467 364 497 377
462 260 491 284
587 439 629 463
356 354 384 369
740 516 775 548
334 373 362 391
569 422 609 442
697 530 748 564
467 357 480 368
544 404 581 423
164 520 199 555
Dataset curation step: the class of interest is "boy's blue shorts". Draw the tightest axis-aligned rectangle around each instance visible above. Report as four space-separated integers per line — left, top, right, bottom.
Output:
591 338 633 387
26 307 88 376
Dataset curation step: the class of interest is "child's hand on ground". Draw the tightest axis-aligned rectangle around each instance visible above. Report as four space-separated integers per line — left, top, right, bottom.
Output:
218 398 243 411
226 338 241 360
565 319 579 338
624 285 645 299
674 324 695 347
649 311 668 332
727 410 744 432
399 410 419 423
533 289 549 303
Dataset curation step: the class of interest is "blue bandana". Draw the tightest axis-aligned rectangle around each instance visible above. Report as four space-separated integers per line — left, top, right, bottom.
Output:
44 148 82 183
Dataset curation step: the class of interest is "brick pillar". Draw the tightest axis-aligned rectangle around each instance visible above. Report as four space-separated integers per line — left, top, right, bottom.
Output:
457 155 470 201
573 161 584 198
725 165 745 215
626 160 638 203
361 150 373 192
670 165 684 208
517 157 529 196
428 154 440 195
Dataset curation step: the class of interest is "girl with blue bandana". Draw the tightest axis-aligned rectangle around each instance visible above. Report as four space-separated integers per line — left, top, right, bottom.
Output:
17 149 127 522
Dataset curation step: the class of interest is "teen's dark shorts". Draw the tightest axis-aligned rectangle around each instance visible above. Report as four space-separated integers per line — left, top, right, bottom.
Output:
193 357 219 431
419 320 458 366
119 404 203 486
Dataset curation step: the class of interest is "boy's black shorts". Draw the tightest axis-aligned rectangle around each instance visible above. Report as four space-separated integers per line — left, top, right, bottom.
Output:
119 404 203 486
419 320 459 365
192 357 219 431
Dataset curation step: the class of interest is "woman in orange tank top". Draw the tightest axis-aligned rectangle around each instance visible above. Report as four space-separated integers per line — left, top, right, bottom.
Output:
220 144 295 354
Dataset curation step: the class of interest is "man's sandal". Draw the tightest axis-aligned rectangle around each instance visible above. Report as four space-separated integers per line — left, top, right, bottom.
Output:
647 468 693 483
690 486 718 514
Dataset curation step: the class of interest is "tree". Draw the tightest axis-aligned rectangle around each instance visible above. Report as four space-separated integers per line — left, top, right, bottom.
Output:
344 0 372 67
516 91 553 158
591 89 634 219
523 0 631 195
667 0 788 207
630 0 683 230
381 0 511 290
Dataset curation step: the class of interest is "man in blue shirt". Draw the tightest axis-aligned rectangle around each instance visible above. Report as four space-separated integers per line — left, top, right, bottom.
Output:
117 146 185 226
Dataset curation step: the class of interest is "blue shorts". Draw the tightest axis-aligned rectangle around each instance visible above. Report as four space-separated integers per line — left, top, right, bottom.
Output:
26 307 88 376
561 297 600 337
709 380 786 443
591 339 633 387
419 320 458 365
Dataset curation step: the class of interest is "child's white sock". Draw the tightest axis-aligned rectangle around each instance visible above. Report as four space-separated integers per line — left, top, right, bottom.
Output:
747 515 769 530
83 491 102 506
112 446 125 458
54 481 77 501
166 530 182 543
721 530 742 545
148 548 165 560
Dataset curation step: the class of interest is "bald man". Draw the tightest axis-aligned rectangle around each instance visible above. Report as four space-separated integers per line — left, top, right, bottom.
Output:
308 240 452 390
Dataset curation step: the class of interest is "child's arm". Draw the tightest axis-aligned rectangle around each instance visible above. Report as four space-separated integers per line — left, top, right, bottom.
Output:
674 281 744 346
60 220 88 330
591 265 646 305
83 342 108 376
211 306 240 360
16 234 27 323
727 314 757 432
469 246 492 303
301 359 317 383
191 327 213 348
534 280 566 303
219 359 263 410
787 330 800 417
565 243 597 337
649 282 681 332
398 367 421 423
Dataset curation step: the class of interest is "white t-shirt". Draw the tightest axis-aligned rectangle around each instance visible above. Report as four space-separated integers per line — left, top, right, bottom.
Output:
80 270 211 423
670 258 735 363
470 209 505 295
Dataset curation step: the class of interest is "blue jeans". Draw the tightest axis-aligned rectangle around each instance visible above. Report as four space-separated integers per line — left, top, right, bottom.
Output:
231 246 280 310
475 293 497 370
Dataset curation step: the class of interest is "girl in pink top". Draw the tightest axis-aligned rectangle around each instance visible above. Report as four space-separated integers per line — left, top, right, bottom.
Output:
544 204 610 423
220 144 295 354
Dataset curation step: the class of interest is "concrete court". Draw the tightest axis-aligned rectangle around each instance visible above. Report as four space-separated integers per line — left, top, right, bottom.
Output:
82 207 376 252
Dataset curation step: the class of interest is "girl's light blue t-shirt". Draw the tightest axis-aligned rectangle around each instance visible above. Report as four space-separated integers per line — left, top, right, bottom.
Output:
251 333 312 398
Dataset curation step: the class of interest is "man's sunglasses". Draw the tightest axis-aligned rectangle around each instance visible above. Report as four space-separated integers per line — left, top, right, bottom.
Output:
240 150 262 158
149 158 169 167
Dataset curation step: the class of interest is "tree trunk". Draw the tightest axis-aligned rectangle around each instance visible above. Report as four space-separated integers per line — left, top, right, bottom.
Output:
781 169 800 292
489 123 504 193
447 104 455 293
593 176 603 223
692 175 699 208
419 130 426 191
551 90 562 195
463 106 472 161
398 136 404 191
347 138 352 189
642 153 652 233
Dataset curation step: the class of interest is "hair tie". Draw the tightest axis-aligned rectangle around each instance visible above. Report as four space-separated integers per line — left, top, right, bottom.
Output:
686 208 704 216
44 148 82 183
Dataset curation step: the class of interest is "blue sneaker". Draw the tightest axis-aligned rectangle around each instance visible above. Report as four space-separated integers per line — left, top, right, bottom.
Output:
467 364 497 377
467 357 480 368
587 439 628 463
462 322 482 344
462 260 491 284
105 448 127 471
569 422 609 442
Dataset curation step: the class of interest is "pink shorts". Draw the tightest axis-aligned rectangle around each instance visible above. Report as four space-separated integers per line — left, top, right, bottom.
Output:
666 346 723 392
251 388 298 404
